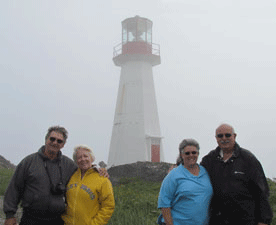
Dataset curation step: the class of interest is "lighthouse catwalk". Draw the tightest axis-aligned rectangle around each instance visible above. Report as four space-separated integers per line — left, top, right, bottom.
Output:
108 16 164 167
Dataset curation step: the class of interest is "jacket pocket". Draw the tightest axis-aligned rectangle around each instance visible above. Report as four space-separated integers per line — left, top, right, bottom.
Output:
48 194 66 214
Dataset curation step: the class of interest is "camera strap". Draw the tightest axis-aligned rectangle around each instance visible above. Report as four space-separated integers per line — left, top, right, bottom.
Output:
44 160 64 187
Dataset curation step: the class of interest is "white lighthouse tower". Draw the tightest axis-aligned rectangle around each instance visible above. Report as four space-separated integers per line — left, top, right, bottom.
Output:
108 16 164 167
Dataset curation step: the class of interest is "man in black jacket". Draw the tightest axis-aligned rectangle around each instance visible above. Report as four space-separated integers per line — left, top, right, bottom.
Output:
201 123 273 225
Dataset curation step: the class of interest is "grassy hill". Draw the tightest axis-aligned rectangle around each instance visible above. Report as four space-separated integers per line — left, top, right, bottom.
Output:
1 164 276 225
0 168 14 196
0 155 16 170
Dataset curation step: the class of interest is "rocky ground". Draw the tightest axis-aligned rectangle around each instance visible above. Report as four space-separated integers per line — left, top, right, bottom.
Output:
107 161 173 185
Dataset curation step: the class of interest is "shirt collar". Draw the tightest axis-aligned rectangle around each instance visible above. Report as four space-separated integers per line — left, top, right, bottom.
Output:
216 142 240 162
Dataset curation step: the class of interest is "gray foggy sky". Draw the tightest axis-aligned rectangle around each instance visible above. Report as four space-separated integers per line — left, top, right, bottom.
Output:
1 0 276 178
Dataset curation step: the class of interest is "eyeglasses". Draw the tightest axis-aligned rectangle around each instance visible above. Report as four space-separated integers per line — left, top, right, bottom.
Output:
49 137 64 144
182 151 198 156
216 133 232 138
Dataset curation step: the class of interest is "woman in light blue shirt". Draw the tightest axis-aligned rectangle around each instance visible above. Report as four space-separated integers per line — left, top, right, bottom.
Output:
158 139 213 225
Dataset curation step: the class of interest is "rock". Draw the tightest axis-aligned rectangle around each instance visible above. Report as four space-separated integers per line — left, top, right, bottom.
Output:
107 161 173 185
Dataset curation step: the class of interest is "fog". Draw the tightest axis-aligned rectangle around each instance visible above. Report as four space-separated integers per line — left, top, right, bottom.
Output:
1 0 276 178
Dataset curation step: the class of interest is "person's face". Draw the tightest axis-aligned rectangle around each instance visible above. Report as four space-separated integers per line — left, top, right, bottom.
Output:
45 131 65 155
76 148 94 173
181 145 199 168
216 125 236 152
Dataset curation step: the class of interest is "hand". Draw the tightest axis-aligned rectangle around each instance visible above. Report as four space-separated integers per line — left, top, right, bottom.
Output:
92 165 110 178
257 223 267 225
98 168 110 178
167 165 177 173
4 217 17 225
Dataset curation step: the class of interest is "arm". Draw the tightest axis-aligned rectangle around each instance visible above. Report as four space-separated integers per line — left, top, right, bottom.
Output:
90 179 115 225
161 208 174 225
200 154 211 172
250 157 273 225
4 159 28 220
158 172 177 225
167 165 177 173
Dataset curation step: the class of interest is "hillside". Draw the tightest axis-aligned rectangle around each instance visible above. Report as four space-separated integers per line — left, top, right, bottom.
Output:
0 155 16 169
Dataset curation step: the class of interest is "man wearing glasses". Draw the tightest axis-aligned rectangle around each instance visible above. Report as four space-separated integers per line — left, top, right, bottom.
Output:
201 123 273 225
4 126 85 225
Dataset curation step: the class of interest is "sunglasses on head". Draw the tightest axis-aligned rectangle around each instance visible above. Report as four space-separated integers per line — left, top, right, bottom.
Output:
216 133 232 138
49 137 64 144
183 151 198 156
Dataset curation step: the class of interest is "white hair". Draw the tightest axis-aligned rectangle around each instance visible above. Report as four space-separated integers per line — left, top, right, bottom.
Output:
73 144 95 163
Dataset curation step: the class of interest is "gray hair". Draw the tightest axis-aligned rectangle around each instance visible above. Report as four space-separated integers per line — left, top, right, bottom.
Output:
73 144 95 163
178 138 200 165
45 126 68 143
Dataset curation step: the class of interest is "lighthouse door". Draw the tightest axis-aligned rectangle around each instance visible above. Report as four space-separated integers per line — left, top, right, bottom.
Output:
151 144 160 162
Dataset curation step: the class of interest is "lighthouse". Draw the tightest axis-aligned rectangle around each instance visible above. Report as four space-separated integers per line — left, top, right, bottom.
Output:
108 16 164 167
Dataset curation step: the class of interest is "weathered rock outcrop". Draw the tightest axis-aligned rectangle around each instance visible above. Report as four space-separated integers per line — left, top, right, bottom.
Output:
107 161 173 185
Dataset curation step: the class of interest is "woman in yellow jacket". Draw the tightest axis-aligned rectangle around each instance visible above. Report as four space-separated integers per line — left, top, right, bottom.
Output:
62 145 115 225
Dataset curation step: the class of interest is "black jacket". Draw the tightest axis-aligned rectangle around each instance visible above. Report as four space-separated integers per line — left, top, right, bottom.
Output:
4 146 77 219
201 143 272 225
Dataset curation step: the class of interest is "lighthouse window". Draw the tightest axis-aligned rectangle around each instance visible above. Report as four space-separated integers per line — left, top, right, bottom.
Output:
146 21 152 44
137 20 146 42
127 20 137 42
122 23 127 44
128 31 136 42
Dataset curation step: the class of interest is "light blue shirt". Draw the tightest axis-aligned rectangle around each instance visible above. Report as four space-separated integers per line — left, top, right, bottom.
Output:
158 165 213 225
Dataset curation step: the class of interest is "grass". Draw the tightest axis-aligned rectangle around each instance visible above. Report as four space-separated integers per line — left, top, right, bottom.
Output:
0 168 14 196
109 178 276 225
107 178 161 225
1 169 276 224
0 168 15 221
268 178 276 225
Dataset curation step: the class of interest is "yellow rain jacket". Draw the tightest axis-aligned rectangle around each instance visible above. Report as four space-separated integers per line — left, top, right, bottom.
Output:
62 168 115 225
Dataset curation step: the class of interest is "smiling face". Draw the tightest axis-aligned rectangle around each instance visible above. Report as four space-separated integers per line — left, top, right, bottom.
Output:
76 148 94 173
181 145 199 168
44 131 65 159
216 124 236 152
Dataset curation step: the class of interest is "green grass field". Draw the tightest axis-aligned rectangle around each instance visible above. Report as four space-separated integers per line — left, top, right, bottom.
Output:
268 178 276 225
1 169 275 224
107 178 161 224
108 177 276 225
0 168 14 196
